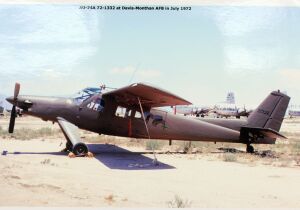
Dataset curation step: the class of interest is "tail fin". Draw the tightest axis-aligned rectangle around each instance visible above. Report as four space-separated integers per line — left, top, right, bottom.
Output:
247 90 290 131
226 92 235 104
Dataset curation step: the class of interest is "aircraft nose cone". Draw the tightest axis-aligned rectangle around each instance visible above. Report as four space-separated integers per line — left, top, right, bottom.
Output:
6 96 14 104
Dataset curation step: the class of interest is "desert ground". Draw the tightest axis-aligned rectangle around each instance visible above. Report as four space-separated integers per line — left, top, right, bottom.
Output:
0 116 300 208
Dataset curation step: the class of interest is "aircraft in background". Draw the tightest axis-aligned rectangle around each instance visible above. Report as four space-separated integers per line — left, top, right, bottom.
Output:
176 92 252 119
174 105 211 117
288 104 300 118
0 94 22 117
6 82 289 157
0 105 4 116
213 92 252 119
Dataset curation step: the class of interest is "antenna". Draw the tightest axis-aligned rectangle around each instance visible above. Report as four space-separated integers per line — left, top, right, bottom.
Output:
128 63 140 84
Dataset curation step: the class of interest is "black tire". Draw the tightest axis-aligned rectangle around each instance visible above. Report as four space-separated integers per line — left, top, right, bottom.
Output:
246 145 254 153
73 143 88 156
66 141 73 151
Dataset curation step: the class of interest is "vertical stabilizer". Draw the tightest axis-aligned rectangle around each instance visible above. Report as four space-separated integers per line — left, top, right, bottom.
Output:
226 92 235 104
247 91 290 132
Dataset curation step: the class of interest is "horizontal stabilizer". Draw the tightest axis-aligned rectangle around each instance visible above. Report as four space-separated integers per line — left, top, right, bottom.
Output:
241 126 287 139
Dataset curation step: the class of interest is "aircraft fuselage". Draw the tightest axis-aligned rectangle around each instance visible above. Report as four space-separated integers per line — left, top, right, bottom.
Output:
8 94 246 144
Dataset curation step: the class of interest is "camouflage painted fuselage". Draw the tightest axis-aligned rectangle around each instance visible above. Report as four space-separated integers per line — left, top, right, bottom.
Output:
10 94 245 144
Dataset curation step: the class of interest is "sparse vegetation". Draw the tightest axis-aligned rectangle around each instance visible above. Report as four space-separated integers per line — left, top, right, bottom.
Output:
0 127 61 140
145 140 162 150
167 195 192 208
182 142 193 153
40 158 51 165
293 142 300 155
223 153 237 162
0 126 5 136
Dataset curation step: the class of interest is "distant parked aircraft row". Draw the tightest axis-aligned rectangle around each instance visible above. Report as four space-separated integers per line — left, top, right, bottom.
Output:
175 92 253 119
288 104 300 118
175 92 300 119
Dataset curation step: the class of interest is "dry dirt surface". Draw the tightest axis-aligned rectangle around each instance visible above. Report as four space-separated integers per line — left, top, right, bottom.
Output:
0 116 300 208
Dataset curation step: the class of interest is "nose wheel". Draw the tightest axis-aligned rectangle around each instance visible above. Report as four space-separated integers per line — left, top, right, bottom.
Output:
246 144 254 153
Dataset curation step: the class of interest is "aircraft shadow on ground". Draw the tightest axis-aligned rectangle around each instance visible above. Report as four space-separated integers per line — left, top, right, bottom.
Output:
4 151 66 156
88 144 175 170
2 143 175 170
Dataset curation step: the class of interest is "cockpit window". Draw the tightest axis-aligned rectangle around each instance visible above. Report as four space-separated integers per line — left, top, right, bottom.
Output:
73 87 102 104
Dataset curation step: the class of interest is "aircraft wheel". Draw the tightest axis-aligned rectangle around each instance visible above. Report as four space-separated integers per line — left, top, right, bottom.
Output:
246 144 254 153
66 141 73 151
73 143 89 156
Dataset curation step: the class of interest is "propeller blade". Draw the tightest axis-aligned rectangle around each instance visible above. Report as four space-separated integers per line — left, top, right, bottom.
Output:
14 83 20 100
9 105 16 133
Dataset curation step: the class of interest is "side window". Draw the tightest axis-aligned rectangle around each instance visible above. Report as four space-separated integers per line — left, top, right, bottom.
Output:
125 109 132 118
134 111 142 119
115 106 126 118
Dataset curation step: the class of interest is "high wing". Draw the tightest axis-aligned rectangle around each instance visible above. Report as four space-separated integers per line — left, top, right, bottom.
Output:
102 83 192 109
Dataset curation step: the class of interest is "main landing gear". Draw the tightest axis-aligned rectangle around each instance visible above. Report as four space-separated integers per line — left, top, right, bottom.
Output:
62 141 94 158
246 144 254 153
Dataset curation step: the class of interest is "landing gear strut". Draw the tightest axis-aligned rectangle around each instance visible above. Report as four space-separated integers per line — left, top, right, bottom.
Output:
246 144 254 153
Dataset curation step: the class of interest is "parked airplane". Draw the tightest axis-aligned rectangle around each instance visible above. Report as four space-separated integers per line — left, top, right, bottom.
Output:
213 92 252 119
0 94 13 112
6 83 289 156
0 105 4 116
176 92 251 118
0 95 22 118
288 104 300 118
175 105 211 117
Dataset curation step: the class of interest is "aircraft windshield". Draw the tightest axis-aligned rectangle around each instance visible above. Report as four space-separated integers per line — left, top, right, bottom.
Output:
72 87 102 104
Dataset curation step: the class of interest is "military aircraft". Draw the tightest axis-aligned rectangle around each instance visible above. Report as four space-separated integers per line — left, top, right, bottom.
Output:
6 82 290 156
0 106 4 117
288 104 300 118
213 103 252 119
213 92 252 119
176 92 252 118
174 105 211 117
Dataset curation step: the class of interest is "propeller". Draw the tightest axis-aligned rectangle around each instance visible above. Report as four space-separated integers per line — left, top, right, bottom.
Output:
8 83 20 133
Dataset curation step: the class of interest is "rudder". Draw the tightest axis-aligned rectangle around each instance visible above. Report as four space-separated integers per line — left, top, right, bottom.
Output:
247 90 290 131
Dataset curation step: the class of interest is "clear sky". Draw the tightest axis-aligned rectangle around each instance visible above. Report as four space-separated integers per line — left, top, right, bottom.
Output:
0 5 299 107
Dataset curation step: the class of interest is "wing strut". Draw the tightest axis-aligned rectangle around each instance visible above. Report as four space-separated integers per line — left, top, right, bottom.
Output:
137 97 159 166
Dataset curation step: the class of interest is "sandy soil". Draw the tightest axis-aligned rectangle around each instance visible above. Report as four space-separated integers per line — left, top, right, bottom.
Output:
0 117 300 207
